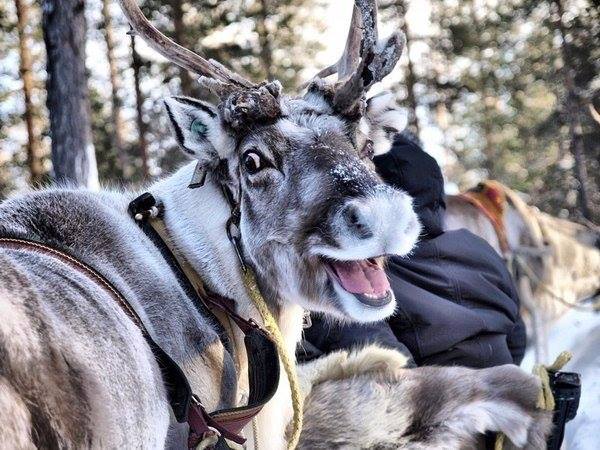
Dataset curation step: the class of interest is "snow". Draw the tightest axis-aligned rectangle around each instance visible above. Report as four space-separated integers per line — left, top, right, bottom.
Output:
521 308 600 449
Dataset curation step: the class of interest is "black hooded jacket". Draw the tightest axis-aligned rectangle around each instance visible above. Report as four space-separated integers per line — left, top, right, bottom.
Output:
300 134 526 368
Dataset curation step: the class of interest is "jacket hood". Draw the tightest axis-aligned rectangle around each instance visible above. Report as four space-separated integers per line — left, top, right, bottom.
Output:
373 133 445 238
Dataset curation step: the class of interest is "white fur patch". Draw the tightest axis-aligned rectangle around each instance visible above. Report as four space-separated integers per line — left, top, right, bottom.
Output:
366 92 408 155
447 400 532 447
306 188 419 323
0 380 34 449
298 344 410 398
311 188 421 261
367 92 396 116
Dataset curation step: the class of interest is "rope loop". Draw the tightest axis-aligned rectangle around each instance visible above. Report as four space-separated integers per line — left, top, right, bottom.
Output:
494 351 573 449
242 269 303 450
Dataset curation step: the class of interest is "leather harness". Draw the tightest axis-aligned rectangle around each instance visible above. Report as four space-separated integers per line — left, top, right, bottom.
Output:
0 191 280 450
458 181 510 254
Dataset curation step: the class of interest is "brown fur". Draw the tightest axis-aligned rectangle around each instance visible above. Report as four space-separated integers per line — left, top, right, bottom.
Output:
298 345 552 449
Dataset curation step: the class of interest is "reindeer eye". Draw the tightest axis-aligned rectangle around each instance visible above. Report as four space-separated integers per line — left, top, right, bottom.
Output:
361 140 374 160
242 150 265 175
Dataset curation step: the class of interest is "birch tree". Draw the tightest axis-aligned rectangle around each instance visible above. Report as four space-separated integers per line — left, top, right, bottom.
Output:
130 33 150 178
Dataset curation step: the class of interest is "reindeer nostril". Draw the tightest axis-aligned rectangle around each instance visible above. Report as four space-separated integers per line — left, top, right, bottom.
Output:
405 217 417 234
343 205 373 239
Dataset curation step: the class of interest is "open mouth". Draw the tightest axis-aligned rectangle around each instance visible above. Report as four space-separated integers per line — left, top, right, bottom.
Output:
323 257 393 307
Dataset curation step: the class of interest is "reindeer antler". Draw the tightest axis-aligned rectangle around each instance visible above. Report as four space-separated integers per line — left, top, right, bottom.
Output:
118 0 284 128
310 0 406 115
117 0 253 90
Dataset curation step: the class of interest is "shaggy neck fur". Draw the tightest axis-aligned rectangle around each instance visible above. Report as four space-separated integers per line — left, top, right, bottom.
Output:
151 162 303 448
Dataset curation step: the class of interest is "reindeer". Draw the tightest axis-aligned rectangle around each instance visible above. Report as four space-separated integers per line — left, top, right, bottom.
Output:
0 1 551 449
446 182 600 362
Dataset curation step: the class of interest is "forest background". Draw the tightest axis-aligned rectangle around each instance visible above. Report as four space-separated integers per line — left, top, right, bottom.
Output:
1 0 598 224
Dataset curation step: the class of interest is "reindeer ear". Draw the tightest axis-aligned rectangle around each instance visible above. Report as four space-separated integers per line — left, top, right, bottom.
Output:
364 92 407 156
164 96 235 161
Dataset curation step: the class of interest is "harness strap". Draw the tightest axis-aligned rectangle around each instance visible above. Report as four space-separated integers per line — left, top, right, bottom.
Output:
129 192 280 448
0 199 280 450
207 172 304 449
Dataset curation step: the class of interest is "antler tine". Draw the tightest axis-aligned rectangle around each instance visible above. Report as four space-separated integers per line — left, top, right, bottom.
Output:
333 29 405 114
337 1 377 80
301 3 366 88
333 0 405 114
306 0 405 115
117 0 253 89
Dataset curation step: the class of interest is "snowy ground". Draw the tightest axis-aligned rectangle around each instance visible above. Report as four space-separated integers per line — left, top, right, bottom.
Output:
521 308 600 450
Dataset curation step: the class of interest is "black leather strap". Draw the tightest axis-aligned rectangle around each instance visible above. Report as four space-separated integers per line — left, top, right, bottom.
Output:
128 192 280 447
128 193 232 353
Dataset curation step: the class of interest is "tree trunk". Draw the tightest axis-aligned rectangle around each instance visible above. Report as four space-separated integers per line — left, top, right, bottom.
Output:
15 0 44 185
170 0 195 96
256 0 275 81
130 34 149 179
553 0 592 220
42 0 98 189
101 0 128 174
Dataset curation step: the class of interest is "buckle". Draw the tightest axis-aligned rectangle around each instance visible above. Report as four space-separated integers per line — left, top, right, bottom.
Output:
190 395 222 450
302 310 312 329
128 192 161 221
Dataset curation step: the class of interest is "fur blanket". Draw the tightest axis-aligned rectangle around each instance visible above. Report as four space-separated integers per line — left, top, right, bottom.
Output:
297 345 552 449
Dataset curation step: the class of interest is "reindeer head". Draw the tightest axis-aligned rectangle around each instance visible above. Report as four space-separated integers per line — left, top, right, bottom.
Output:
120 0 421 322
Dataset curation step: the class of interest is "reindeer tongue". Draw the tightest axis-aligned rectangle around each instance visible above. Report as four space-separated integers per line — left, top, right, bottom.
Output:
329 259 390 297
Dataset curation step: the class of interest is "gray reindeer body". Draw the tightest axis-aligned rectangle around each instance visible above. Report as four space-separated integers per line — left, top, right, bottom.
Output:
0 167 245 449
0 76 422 449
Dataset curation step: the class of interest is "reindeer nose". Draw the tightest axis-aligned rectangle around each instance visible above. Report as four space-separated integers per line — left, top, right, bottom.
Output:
342 204 374 240
332 189 421 259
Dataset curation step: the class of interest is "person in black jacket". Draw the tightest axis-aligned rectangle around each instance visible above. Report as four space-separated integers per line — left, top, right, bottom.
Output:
299 133 526 368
